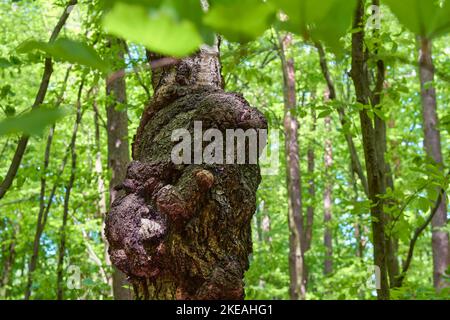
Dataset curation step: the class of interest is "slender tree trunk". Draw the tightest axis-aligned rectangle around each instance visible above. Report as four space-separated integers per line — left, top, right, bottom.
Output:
0 220 17 298
0 0 77 200
56 82 83 300
92 88 114 296
369 4 401 286
323 116 333 275
316 42 366 270
304 107 315 253
24 69 73 300
303 107 316 289
350 0 389 299
315 42 368 196
105 36 266 299
105 38 133 300
418 37 449 291
395 173 449 287
278 33 306 300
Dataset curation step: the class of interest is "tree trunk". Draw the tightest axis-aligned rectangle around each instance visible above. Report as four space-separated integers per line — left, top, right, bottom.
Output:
0 220 17 298
418 37 449 291
302 107 316 289
56 81 83 300
278 33 306 300
92 87 114 297
315 42 368 196
323 116 333 275
105 38 133 300
304 108 315 254
105 39 267 300
350 0 390 300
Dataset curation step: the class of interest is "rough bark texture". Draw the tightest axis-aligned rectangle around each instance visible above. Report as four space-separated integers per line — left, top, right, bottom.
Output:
278 33 306 300
418 37 449 291
350 0 390 299
105 45 267 300
370 4 400 287
105 38 133 300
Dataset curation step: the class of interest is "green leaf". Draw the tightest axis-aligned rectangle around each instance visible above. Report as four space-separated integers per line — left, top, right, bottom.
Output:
318 110 332 118
383 0 450 39
17 38 110 74
0 57 13 69
0 107 67 137
0 85 14 99
103 2 203 57
272 0 357 54
415 196 431 212
204 0 276 43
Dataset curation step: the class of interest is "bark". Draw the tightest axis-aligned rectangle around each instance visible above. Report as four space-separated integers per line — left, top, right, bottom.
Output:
315 42 368 196
92 88 114 296
418 37 449 291
350 0 390 299
323 116 333 275
370 3 400 287
105 38 133 300
0 220 17 298
304 109 315 253
300 97 316 289
278 33 306 300
56 81 83 300
105 39 266 299
0 0 77 200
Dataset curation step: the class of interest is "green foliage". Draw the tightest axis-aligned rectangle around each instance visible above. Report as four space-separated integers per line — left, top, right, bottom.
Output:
272 0 357 53
383 0 450 39
102 1 204 57
0 0 449 301
0 107 66 136
17 38 110 74
204 0 276 43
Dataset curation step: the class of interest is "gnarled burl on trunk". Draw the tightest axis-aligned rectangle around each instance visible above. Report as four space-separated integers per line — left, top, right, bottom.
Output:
105 44 267 300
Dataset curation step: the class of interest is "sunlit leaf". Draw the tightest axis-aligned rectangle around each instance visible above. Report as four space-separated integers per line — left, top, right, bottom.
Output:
103 2 203 57
0 107 67 136
204 0 276 43
17 38 110 74
272 0 357 54
383 0 450 38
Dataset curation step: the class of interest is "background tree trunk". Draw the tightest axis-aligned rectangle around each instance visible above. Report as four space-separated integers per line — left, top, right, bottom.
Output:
323 116 333 275
278 33 306 300
350 0 390 299
105 38 133 300
418 37 449 291
105 41 267 299
56 81 83 300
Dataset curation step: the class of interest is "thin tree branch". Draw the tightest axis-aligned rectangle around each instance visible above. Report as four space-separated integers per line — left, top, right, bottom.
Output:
395 171 449 287
0 0 78 200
